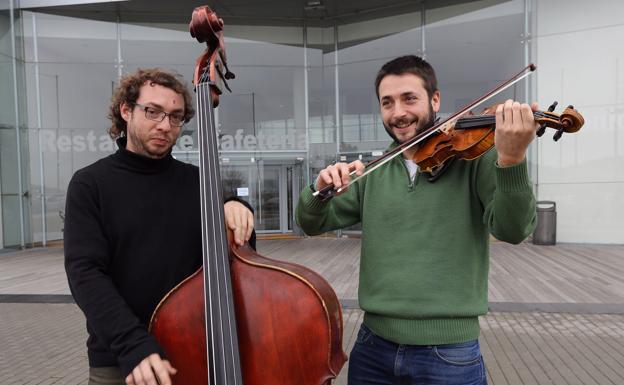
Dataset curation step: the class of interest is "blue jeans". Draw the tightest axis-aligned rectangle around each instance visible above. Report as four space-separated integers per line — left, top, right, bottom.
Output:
348 324 488 385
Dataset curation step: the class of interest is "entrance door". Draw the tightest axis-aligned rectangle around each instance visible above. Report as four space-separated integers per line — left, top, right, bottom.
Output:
256 165 280 232
221 162 302 233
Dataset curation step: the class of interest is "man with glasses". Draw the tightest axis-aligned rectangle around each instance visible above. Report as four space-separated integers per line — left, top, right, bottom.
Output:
64 68 255 385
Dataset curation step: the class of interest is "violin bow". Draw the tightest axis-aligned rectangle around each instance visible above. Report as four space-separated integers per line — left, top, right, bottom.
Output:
314 64 537 200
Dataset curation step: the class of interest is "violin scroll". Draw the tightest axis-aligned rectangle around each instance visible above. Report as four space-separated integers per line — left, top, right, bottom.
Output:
535 101 584 141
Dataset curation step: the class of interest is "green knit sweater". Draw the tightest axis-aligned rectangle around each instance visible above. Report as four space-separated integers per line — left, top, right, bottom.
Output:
296 148 536 345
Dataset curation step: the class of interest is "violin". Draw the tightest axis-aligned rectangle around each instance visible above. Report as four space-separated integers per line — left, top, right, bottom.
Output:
314 65 585 199
413 101 584 174
149 6 347 385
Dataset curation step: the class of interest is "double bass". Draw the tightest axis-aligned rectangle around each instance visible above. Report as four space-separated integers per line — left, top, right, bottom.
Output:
149 5 347 385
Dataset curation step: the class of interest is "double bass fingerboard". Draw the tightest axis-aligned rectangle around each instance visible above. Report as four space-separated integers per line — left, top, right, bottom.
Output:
196 80 244 385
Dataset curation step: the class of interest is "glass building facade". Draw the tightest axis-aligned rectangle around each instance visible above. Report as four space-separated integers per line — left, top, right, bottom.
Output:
1 0 535 247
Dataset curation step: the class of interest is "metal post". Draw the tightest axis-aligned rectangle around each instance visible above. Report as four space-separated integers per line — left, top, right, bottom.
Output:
33 12 46 246
523 0 532 108
334 24 342 238
279 166 288 232
55 74 60 189
10 0 26 248
251 92 256 136
116 15 123 79
303 23 310 183
524 0 538 196
421 2 426 59
334 24 340 158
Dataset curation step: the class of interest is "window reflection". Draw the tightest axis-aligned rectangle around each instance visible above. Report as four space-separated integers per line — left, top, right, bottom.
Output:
15 1 527 241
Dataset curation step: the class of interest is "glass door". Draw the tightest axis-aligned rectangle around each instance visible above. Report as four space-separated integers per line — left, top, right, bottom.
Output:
221 162 303 233
255 165 281 232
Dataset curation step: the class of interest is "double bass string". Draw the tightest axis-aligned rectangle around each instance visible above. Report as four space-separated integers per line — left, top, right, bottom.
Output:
196 81 217 384
209 80 244 385
198 80 243 385
198 81 223 385
200 81 220 384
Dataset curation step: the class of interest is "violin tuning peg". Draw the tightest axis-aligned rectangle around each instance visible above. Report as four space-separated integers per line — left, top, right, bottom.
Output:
553 128 564 141
536 123 547 137
567 105 574 110
548 101 559 112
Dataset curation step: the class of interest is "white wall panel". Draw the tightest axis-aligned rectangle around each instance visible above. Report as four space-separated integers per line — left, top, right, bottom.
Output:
537 0 624 36
538 182 624 244
536 0 624 244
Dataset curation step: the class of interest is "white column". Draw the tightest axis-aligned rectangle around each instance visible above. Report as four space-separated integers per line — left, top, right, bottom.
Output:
10 0 26 248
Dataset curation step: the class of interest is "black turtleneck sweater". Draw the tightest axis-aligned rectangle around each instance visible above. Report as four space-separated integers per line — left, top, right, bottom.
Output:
64 142 255 377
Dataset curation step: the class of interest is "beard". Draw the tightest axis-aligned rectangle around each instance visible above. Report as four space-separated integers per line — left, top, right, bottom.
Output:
383 104 436 144
126 121 176 159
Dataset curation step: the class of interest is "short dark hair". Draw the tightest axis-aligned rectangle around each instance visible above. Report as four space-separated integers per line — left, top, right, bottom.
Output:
107 68 195 139
374 55 438 100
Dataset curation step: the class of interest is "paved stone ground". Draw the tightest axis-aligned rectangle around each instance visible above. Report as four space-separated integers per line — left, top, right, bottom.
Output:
2 239 624 384
2 303 624 385
0 303 88 385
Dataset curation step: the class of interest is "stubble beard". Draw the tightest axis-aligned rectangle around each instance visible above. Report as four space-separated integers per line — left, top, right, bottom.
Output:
383 104 437 145
126 120 174 159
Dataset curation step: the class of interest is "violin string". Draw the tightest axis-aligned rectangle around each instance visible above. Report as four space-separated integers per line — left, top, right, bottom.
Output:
454 111 554 130
332 66 535 194
454 116 495 128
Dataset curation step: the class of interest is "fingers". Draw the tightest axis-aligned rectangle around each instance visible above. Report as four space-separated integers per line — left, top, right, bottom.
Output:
149 355 176 385
497 99 535 130
163 360 177 375
129 354 176 385
512 101 522 129
495 103 504 130
494 99 537 166
352 160 365 176
316 160 365 191
503 99 514 127
135 356 155 385
317 163 345 190
126 354 174 385
316 168 333 190
521 103 536 130
245 210 254 242
224 201 255 246
530 101 539 112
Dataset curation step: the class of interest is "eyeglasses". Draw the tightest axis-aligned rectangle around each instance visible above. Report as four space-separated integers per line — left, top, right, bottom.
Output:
134 103 186 127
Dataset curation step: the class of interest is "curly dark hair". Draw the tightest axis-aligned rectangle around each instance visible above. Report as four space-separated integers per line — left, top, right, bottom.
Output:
374 55 438 101
107 68 195 139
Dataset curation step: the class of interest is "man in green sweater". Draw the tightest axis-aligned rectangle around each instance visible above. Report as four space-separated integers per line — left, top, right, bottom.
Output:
296 55 537 384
